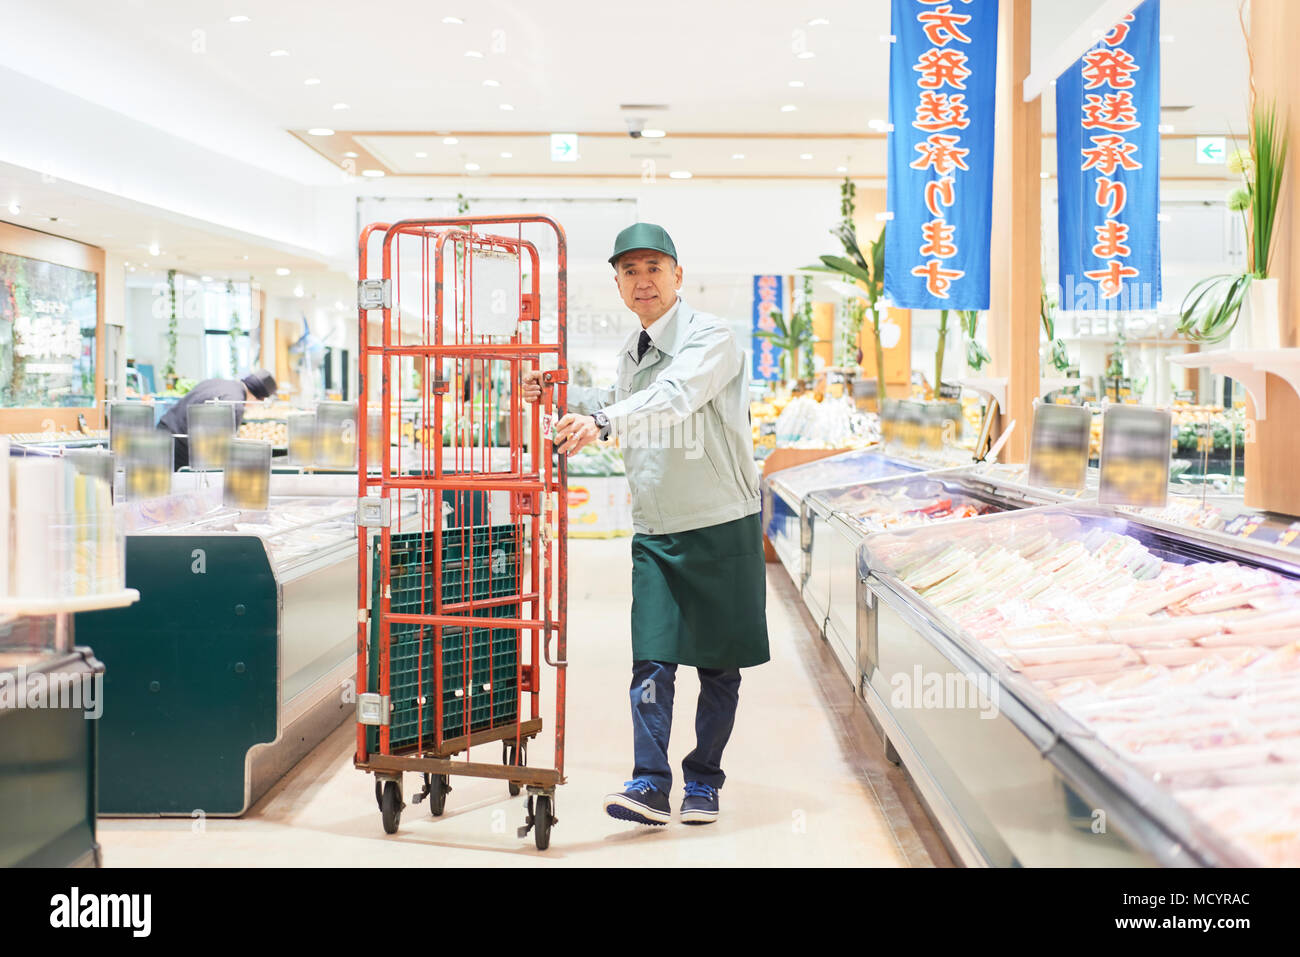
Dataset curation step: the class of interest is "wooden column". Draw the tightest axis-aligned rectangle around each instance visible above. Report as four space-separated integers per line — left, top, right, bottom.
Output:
987 0 1041 463
1243 0 1300 514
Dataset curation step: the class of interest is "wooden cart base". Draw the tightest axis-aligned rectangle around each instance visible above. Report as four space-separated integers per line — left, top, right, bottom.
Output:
357 717 559 788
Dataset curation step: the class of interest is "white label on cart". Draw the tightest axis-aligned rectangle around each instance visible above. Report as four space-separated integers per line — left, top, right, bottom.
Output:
471 249 521 336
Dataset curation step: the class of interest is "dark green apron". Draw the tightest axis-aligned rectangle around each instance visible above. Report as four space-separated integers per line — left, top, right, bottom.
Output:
630 513 770 669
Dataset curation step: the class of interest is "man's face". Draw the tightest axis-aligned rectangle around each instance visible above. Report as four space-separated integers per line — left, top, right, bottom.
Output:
614 250 682 324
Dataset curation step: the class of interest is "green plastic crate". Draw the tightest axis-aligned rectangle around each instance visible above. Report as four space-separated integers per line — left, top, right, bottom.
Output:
367 524 523 752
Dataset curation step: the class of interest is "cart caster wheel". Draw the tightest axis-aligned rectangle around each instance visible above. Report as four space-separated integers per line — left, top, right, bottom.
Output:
424 773 450 816
380 781 402 834
504 743 524 797
533 795 553 851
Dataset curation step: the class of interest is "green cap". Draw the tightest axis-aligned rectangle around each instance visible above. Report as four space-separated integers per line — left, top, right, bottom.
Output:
608 222 678 266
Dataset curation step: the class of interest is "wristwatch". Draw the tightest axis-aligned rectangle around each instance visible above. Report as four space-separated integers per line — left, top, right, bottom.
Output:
592 411 612 441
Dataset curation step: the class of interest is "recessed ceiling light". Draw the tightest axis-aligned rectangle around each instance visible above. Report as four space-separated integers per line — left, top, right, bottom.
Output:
308 128 335 136
641 129 666 138
1040 171 1050 179
333 102 349 110
148 242 160 257
443 136 459 145
808 17 830 26
414 151 429 158
293 284 304 298
482 79 500 87
835 166 848 173
276 267 291 276
781 104 797 112
465 162 481 171
201 275 213 282
229 15 250 23
500 151 513 158
6 201 19 215
465 50 483 58
800 153 813 160
270 49 289 57
442 16 464 24
304 77 321 85
362 169 385 177
669 170 692 179
499 103 514 110
796 51 816 59
732 153 745 160
343 151 358 158
788 80 805 88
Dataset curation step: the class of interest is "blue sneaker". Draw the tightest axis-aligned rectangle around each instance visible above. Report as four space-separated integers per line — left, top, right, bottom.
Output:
680 781 719 825
603 778 670 826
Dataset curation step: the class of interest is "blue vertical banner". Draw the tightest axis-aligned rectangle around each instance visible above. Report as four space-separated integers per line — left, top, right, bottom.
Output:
1057 0 1161 311
752 275 784 381
884 0 999 309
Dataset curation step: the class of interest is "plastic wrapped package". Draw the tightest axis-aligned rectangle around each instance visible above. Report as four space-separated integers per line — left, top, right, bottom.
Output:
808 473 1006 535
774 395 879 449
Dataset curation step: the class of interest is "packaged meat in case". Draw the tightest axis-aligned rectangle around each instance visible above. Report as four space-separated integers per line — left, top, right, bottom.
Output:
863 504 1300 865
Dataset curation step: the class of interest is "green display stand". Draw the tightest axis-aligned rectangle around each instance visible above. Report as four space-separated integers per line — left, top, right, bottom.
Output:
77 536 278 815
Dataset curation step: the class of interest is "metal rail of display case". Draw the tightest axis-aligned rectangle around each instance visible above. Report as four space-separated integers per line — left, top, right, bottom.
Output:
855 503 1294 868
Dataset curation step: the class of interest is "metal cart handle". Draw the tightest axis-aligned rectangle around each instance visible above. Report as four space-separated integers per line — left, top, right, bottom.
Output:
543 624 567 667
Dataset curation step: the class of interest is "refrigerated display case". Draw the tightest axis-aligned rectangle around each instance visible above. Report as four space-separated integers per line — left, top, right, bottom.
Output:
804 470 1037 692
762 449 923 585
856 504 1300 866
801 461 1102 693
75 474 369 815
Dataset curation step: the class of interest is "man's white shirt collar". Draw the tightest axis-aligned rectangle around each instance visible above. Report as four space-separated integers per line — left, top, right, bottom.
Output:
640 297 680 353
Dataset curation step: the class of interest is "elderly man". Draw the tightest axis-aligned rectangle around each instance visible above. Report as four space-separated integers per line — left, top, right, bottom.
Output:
523 222 768 827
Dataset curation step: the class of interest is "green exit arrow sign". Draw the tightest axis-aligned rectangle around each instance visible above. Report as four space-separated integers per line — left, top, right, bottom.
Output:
550 133 578 162
1196 136 1226 165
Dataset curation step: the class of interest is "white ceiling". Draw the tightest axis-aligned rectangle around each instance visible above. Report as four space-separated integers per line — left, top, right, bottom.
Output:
0 0 1251 176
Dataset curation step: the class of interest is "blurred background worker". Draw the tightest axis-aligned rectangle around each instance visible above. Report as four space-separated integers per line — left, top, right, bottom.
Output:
523 222 769 829
156 369 277 469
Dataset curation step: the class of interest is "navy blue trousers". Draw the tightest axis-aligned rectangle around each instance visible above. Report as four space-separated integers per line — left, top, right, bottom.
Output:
629 659 741 793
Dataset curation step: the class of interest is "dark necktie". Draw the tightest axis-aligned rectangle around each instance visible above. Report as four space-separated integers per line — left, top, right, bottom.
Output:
637 329 653 362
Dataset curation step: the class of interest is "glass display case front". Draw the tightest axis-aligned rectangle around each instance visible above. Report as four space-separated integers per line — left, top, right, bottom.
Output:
861 505 1300 866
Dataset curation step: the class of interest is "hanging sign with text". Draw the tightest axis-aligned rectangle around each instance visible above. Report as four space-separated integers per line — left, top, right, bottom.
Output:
884 0 1000 310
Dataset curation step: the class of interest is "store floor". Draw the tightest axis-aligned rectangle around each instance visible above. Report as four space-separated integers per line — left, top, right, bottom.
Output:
98 538 951 867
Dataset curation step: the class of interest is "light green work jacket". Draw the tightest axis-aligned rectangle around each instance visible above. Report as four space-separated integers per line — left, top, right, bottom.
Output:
568 298 760 535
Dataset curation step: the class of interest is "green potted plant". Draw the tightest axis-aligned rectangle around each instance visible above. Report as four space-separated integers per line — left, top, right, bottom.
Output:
754 307 817 385
1178 101 1289 344
960 309 990 372
801 209 888 403
1040 277 1070 373
163 269 179 389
